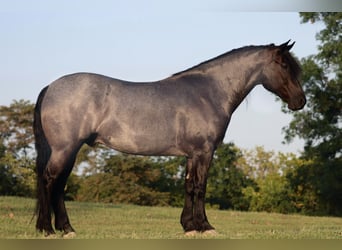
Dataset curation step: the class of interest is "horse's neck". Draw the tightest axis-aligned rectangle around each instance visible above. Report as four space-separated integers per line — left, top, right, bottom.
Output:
207 50 268 114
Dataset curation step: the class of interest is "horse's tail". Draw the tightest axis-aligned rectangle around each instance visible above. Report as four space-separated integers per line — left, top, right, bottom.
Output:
33 86 51 228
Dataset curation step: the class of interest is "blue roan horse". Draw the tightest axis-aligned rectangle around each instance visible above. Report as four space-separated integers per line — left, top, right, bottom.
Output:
34 40 306 237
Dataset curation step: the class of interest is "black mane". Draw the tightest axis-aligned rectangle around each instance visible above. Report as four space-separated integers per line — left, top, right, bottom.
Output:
172 44 273 77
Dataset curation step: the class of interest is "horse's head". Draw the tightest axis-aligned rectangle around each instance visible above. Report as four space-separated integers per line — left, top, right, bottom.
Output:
261 40 306 111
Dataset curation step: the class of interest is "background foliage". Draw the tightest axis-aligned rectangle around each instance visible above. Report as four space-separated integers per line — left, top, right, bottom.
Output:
282 12 342 215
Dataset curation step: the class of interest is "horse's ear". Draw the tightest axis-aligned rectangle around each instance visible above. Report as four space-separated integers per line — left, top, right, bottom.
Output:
279 40 295 52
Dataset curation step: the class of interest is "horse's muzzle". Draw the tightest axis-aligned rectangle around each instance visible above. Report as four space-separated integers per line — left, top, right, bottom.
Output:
288 95 306 111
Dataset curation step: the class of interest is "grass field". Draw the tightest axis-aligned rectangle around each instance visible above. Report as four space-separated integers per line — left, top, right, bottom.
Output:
1 196 342 239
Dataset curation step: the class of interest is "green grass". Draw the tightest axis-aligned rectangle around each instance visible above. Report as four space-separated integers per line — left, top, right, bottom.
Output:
1 196 342 239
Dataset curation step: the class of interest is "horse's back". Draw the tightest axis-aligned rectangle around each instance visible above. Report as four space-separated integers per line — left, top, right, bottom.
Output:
44 73 117 100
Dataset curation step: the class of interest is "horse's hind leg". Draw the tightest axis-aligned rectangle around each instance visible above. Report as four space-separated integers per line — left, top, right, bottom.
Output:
52 178 75 237
47 147 79 236
36 170 55 236
51 160 76 236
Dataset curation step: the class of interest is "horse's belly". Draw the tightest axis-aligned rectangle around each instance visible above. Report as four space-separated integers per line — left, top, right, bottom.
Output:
96 128 184 156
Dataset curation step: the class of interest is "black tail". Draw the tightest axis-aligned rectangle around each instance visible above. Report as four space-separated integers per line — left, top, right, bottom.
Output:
33 86 51 229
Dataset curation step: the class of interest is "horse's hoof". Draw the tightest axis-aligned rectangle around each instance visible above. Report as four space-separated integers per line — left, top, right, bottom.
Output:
184 230 197 236
45 233 58 239
202 229 218 236
63 231 77 239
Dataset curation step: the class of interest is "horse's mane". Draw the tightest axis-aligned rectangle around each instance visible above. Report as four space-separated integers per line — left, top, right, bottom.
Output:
283 48 302 81
172 43 301 80
172 44 271 77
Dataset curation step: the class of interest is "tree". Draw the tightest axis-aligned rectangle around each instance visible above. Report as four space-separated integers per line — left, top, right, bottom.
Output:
206 142 255 210
238 147 308 214
284 160 321 215
238 146 280 180
282 13 342 215
77 153 171 206
152 156 185 207
0 100 36 196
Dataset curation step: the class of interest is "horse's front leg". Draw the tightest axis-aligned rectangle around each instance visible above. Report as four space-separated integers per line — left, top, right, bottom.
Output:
193 152 215 233
180 158 196 233
180 153 215 234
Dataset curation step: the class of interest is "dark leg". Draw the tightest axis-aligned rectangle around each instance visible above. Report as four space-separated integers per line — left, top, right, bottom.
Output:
181 152 215 233
36 168 55 236
193 153 215 232
52 175 75 235
180 158 195 232
50 151 77 236
38 149 77 237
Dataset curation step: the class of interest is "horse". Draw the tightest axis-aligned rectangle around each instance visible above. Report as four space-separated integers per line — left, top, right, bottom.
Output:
33 40 306 237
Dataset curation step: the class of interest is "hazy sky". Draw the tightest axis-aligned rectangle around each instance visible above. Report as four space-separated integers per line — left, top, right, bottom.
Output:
0 1 325 153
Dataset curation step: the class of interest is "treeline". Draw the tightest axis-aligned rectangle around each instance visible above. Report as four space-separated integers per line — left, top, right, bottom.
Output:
0 100 340 216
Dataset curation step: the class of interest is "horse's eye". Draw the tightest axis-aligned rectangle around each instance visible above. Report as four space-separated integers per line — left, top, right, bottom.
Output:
281 63 288 69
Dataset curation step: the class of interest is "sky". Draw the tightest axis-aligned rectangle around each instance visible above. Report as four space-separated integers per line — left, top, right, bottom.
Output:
0 1 327 154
